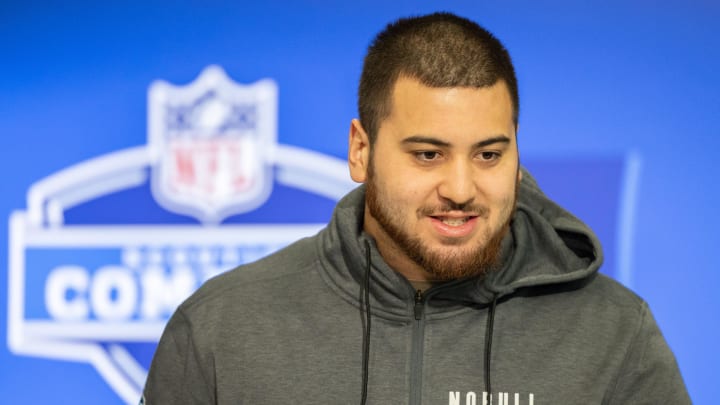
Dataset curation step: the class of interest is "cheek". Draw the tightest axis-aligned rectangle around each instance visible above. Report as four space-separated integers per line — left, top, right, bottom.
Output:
376 164 433 200
385 180 424 206
484 175 518 204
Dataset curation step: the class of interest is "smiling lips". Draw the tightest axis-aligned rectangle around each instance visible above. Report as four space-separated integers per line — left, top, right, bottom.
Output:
429 214 480 238
439 217 470 226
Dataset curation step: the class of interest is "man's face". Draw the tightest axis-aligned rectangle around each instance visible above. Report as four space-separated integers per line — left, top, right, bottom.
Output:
349 76 520 281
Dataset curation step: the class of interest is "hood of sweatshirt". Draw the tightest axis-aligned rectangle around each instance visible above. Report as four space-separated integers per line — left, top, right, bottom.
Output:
317 168 603 318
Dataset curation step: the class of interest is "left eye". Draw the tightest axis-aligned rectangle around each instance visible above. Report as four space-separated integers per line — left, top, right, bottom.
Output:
417 151 440 161
479 151 499 161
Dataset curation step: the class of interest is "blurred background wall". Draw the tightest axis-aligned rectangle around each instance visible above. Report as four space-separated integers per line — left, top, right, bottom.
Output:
1 1 718 403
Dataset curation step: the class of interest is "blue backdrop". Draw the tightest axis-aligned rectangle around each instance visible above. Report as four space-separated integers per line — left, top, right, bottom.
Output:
1 1 718 403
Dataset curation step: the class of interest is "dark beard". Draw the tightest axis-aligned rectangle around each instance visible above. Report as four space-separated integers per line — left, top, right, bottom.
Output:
365 159 516 281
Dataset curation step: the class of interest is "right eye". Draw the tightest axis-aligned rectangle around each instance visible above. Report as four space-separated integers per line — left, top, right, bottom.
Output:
414 151 441 162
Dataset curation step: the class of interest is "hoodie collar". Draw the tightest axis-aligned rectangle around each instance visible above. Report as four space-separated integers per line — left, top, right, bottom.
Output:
316 169 603 317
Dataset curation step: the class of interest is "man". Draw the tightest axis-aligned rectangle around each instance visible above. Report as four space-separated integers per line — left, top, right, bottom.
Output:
143 12 690 404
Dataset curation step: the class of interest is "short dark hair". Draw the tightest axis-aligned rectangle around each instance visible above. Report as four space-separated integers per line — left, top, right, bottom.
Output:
358 12 519 143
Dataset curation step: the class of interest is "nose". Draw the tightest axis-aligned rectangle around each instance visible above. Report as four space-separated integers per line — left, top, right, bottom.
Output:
437 159 476 206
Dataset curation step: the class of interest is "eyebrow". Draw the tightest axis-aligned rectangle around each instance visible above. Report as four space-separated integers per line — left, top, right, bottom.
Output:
401 135 511 148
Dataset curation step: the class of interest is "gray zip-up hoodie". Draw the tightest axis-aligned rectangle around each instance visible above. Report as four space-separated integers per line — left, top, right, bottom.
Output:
143 173 690 404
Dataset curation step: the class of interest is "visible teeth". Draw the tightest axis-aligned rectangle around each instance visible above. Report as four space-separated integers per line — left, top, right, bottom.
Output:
441 218 468 226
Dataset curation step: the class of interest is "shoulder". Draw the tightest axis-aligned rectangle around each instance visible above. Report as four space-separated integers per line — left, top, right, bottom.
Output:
584 273 645 311
178 234 323 316
583 278 691 403
518 273 648 330
563 273 648 323
550 274 655 348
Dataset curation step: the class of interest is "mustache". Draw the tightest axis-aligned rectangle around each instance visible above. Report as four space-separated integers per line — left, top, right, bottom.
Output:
418 201 490 218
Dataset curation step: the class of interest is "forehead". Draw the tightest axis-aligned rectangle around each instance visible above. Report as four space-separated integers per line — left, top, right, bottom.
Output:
382 76 515 140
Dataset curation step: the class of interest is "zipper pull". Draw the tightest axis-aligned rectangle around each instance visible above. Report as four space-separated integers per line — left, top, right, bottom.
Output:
414 289 424 320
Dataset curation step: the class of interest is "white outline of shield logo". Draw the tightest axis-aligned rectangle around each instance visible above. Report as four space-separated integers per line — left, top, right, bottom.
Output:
148 66 277 224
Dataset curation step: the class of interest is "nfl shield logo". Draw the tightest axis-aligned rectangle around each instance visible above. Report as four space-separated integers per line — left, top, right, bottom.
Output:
148 65 277 223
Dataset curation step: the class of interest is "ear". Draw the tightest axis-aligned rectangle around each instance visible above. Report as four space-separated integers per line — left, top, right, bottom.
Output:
348 119 371 183
514 124 522 183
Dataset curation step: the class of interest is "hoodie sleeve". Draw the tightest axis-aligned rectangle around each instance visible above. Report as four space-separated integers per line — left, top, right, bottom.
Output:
142 309 215 404
605 302 691 404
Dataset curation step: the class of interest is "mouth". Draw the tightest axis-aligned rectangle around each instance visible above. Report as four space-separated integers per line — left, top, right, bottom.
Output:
433 216 476 227
428 214 479 239
421 205 486 238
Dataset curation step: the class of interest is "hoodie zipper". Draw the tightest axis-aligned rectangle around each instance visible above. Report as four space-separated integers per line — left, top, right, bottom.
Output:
410 289 426 405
